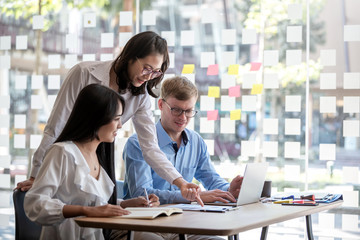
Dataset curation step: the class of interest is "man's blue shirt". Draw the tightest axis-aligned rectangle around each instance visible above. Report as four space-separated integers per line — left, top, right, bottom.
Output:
123 120 229 204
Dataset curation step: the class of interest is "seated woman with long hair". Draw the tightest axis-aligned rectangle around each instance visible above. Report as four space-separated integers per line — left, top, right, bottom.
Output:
24 84 159 240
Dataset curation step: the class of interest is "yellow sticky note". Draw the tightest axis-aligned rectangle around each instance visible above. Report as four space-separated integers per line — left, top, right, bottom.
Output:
230 109 241 120
182 64 195 74
228 64 239 75
251 84 263 95
208 86 220 98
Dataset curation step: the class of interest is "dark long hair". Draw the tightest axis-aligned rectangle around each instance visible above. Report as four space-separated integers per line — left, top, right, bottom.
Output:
112 31 169 97
55 84 125 205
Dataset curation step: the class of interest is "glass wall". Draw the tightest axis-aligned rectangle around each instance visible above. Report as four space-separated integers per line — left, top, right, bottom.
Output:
0 0 359 238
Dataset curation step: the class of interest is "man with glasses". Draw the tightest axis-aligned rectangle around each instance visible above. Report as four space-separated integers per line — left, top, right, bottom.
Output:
122 76 243 208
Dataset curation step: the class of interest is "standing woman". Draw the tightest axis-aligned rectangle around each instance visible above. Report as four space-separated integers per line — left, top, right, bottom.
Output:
17 31 202 205
24 84 160 240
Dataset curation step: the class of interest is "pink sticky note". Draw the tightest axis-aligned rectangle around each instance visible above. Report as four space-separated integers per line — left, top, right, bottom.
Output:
207 110 218 120
250 62 262 71
229 85 241 97
207 64 219 76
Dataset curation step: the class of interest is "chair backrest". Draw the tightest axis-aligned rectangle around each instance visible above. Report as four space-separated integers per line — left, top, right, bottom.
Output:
116 180 124 199
13 189 42 240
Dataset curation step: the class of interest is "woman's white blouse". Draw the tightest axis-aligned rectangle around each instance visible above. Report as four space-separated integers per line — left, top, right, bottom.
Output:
30 61 181 184
24 141 114 240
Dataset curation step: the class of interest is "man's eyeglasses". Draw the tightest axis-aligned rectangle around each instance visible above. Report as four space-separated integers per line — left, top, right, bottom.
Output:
162 99 198 118
136 58 163 79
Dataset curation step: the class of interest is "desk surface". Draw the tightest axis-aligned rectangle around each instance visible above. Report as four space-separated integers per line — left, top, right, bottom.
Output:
75 201 342 236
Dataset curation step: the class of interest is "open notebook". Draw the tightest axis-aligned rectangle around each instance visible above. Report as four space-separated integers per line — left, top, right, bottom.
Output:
113 207 183 220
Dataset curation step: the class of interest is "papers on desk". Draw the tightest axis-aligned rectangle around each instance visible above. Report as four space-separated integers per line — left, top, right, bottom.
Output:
170 204 238 213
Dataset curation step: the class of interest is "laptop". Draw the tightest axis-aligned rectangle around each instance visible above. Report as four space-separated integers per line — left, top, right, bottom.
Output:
206 162 269 206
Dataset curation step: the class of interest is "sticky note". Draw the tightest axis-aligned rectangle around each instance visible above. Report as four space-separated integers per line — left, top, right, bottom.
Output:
0 96 10 108
142 10 156 26
0 134 9 147
242 95 257 112
14 114 26 129
0 36 11 50
181 74 195 83
251 84 263 95
320 49 336 66
342 191 359 208
319 144 336 161
320 96 336 113
181 30 195 46
65 34 77 50
344 25 360 42
221 29 236 45
100 54 113 61
207 64 219 76
221 51 236 67
263 141 278 158
182 64 195 74
84 12 96 28
285 95 301 112
14 134 26 149
200 95 215 111
0 174 10 189
320 73 336 89
285 118 301 135
48 75 61 90
119 11 132 26
288 4 302 20
64 54 78 69
201 52 215 68
204 139 214 155
284 165 300 181
241 141 256 157
230 109 241 120
0 156 11 168
263 73 279 89
287 26 302 42
200 117 215 133
0 192 11 207
0 114 9 128
119 32 132 47
229 85 240 97
30 135 42 149
228 64 239 75
284 142 301 158
168 53 174 69
242 29 256 44
263 50 279 67
16 35 28 50
220 118 235 134
286 49 302 66
33 15 44 30
344 72 360 89
207 110 218 120
161 31 175 47
15 75 27 90
343 167 359 184
344 96 360 113
263 118 278 135
343 120 359 137
208 86 220 98
221 74 236 89
31 95 43 109
0 55 10 69
201 8 216 23
221 96 236 111
31 75 43 89
82 54 95 62
250 62 261 71
48 54 61 69
101 33 114 48
242 73 256 89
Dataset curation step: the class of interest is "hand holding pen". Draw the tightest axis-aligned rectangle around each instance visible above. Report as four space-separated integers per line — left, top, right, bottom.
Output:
143 188 160 207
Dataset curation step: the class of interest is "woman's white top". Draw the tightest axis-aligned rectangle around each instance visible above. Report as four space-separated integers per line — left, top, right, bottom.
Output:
25 141 114 240
30 61 181 183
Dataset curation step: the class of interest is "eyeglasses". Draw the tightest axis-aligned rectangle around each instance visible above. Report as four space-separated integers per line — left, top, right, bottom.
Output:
136 58 163 79
162 99 198 118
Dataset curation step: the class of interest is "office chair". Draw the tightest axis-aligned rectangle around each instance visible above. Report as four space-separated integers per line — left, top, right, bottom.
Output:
116 180 124 199
13 189 42 240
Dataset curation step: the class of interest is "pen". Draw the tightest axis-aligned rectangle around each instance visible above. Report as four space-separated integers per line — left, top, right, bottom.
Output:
143 188 150 207
281 195 294 200
274 199 293 204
